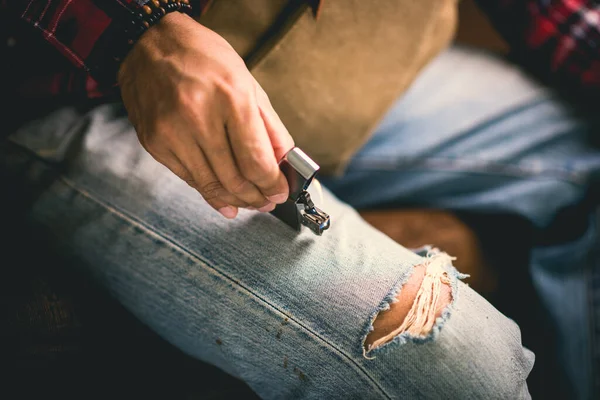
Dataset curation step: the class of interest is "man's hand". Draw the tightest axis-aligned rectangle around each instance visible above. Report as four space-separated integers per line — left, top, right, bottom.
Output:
118 12 294 219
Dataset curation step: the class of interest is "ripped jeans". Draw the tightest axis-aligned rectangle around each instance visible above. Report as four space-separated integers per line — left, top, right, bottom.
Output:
4 45 598 398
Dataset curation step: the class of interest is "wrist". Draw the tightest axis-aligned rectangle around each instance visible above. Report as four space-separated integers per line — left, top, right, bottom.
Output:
118 9 189 86
151 9 190 31
98 1 193 86
131 1 192 36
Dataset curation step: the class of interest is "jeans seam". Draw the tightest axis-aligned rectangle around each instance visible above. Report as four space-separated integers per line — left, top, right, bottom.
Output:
348 155 589 186
57 175 392 400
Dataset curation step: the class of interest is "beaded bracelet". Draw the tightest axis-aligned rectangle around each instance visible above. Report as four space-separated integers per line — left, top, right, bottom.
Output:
128 0 193 43
96 0 192 84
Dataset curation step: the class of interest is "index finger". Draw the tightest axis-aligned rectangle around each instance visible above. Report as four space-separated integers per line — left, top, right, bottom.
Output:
226 99 289 204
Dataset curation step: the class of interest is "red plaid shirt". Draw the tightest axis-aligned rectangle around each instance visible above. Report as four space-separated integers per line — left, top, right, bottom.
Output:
1 0 212 99
477 0 600 96
2 0 600 99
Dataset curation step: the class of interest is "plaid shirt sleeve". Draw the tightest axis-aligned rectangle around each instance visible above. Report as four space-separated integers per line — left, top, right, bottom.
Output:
477 0 600 97
2 0 210 99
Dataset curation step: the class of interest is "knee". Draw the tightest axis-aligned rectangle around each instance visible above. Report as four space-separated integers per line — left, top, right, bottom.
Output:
360 250 534 399
359 209 499 296
364 261 452 350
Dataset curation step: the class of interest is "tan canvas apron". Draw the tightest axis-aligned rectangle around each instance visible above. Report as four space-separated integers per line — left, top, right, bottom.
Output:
197 0 458 175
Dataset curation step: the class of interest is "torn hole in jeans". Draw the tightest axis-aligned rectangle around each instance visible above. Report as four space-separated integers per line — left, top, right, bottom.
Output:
362 246 468 359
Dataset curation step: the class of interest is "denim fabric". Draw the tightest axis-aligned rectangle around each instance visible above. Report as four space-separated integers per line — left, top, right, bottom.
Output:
322 46 600 400
2 107 532 399
0 46 566 399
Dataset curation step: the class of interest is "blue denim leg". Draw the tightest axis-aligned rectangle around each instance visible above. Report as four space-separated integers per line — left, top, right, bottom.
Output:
321 45 600 400
3 102 533 399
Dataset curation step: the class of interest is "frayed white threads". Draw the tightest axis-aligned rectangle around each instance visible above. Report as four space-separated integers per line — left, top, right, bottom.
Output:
368 250 455 351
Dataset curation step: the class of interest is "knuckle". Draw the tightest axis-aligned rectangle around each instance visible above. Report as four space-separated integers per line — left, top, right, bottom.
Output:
237 143 263 166
210 144 230 158
153 122 174 145
185 162 208 177
220 194 248 208
218 60 249 86
255 84 271 104
199 180 224 200
141 133 161 154
242 153 278 183
168 164 192 183
225 175 250 195
174 169 196 188
219 78 253 111
176 86 207 110
227 90 252 115
219 68 238 88
222 176 267 206
182 176 197 188
141 122 172 154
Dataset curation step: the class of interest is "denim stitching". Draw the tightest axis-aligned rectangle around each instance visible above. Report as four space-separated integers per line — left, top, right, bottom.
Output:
56 175 395 400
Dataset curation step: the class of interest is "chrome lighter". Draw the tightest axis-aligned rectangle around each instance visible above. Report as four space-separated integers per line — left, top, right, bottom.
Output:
271 147 331 235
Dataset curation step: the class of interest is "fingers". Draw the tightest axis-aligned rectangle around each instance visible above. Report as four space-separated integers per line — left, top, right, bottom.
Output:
255 84 295 161
226 91 290 204
174 145 257 218
123 15 295 220
149 148 239 218
165 144 252 218
193 116 274 210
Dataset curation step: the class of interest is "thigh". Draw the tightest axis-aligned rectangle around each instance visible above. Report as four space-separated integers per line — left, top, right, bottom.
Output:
321 45 600 399
322 45 600 229
2 103 533 399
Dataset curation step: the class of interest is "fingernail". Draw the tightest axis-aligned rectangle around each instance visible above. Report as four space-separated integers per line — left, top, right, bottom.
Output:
267 193 288 204
258 203 276 213
218 206 237 219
